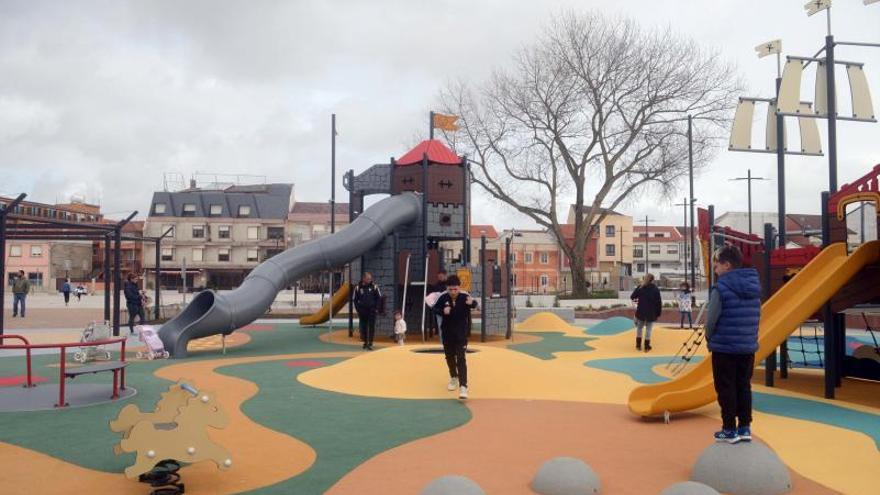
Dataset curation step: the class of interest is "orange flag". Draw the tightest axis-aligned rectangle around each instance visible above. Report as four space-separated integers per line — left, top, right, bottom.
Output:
432 113 460 131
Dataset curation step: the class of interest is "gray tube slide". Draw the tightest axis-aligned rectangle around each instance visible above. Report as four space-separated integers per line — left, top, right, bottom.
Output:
159 192 422 358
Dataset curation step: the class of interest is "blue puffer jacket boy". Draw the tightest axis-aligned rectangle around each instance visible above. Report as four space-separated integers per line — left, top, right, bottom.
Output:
706 268 762 354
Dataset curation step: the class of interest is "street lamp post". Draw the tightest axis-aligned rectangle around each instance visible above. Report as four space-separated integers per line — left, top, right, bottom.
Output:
729 169 769 235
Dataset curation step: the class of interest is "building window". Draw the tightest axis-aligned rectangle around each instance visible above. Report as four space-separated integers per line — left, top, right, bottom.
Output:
540 252 549 264
649 245 661 254
605 244 616 256
163 225 175 238
247 248 259 262
510 252 516 263
247 226 260 240
161 248 174 261
192 225 205 239
9 245 21 257
218 226 231 239
667 246 678 255
638 233 648 237
192 248 204 262
540 274 549 287
154 203 166 214
238 205 251 217
28 272 43 287
633 247 643 258
653 233 665 238
209 204 222 216
218 248 231 262
30 245 43 257
636 263 645 272
605 225 615 237
651 263 661 269
182 203 197 217
267 226 284 240
525 252 533 263
513 273 518 286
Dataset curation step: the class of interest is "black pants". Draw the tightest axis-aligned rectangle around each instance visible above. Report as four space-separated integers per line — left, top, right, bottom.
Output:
359 312 376 346
442 337 468 387
63 292 70 305
712 352 755 430
127 303 145 332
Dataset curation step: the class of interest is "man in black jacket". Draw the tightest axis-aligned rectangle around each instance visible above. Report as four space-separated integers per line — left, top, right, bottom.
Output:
123 273 146 334
354 272 382 350
427 269 448 338
432 275 478 399
630 273 662 352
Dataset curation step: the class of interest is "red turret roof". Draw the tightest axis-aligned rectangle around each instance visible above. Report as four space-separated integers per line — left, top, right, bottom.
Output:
396 139 461 166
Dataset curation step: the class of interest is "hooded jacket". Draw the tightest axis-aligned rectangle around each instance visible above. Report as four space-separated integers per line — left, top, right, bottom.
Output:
707 268 762 354
630 283 662 322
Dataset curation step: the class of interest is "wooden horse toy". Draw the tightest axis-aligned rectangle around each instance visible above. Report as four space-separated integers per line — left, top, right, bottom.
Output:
109 381 193 454
111 382 233 479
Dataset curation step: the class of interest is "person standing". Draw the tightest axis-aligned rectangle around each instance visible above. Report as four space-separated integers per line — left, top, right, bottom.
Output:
630 273 662 352
705 245 761 443
61 279 72 307
432 275 478 399
11 270 30 318
353 272 381 350
677 282 693 329
123 273 146 334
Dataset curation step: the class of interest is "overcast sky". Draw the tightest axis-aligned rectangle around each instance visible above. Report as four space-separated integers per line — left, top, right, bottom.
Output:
1 0 878 228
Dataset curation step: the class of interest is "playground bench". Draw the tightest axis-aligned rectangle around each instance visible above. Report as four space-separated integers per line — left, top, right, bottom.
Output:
63 361 129 402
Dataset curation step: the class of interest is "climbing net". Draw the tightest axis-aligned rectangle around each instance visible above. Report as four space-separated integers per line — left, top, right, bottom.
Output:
788 321 824 368
666 304 708 376
861 313 880 356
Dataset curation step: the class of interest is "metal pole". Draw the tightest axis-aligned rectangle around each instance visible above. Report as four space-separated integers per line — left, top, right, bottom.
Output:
480 234 487 343
747 169 753 234
112 227 122 336
708 205 716 288
775 76 787 247
763 222 776 386
331 113 336 236
505 234 512 339
826 35 838 193
104 233 111 323
860 203 865 244
429 111 434 140
644 216 649 270
154 239 161 320
821 191 835 398
688 115 697 291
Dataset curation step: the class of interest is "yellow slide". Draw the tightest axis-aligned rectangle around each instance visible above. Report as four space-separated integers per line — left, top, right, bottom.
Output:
628 241 880 417
299 283 352 325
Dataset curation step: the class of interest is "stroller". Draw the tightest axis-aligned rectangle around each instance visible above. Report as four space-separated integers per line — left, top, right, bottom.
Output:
136 325 170 360
73 321 113 363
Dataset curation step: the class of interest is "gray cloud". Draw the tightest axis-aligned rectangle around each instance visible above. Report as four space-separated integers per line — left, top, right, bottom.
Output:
0 0 878 230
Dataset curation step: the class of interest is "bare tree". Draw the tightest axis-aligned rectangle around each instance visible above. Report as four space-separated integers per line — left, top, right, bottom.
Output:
440 12 741 296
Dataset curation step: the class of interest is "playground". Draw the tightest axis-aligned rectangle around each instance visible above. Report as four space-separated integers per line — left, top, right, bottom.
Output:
1 134 879 493
0 312 878 494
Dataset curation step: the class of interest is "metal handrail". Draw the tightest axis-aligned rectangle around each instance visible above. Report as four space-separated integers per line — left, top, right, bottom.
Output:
0 336 127 407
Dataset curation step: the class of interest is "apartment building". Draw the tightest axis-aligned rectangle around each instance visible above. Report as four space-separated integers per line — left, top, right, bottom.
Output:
501 229 561 294
562 205 634 291
288 201 350 244
1 196 102 291
143 183 294 290
632 225 692 285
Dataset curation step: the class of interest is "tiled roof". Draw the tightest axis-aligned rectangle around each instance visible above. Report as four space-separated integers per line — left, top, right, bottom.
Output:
396 139 461 166
149 183 293 219
470 225 498 238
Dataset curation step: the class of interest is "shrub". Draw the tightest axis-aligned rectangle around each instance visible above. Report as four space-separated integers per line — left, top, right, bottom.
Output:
553 296 560 308
525 296 534 308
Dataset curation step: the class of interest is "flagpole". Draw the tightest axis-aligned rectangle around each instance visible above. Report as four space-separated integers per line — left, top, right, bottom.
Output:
429 111 434 140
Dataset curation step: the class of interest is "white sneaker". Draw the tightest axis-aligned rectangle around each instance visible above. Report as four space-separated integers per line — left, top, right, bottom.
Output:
458 386 468 400
447 377 459 391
